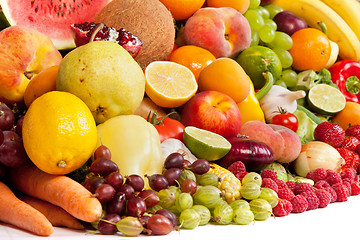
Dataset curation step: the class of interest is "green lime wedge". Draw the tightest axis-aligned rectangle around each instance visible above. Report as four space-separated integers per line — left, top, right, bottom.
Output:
307 84 346 115
183 126 231 161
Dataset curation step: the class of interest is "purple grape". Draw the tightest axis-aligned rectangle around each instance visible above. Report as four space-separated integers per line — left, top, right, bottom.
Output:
164 152 185 169
125 174 144 192
127 196 147 217
0 129 4 146
107 192 126 215
95 183 116 203
145 174 169 192
190 159 210 175
273 11 308 36
138 189 160 209
15 116 24 137
105 171 124 190
97 213 121 235
0 103 15 131
155 209 177 227
146 214 173 235
90 158 118 177
180 178 197 195
94 144 112 161
119 184 135 200
163 168 182 186
0 131 29 167
84 176 106 194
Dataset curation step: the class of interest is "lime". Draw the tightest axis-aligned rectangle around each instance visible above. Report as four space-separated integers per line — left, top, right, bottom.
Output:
307 84 346 115
183 126 231 161
236 45 282 89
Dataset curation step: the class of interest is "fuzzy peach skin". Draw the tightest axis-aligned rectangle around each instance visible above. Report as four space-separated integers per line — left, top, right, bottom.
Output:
240 120 302 163
181 90 242 139
0 26 62 104
183 7 251 58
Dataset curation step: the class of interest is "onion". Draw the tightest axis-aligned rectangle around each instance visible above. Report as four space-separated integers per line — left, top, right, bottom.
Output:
294 141 345 177
215 137 274 171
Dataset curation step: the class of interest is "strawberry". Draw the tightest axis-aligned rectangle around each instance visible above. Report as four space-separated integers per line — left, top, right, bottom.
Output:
314 122 345 148
345 124 360 140
336 148 360 171
340 136 360 151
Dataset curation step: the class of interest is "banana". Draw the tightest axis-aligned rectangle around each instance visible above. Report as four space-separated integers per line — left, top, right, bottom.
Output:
272 0 360 61
320 0 360 43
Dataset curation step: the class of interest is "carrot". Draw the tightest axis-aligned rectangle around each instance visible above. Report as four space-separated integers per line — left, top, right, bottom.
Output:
0 181 54 236
10 163 103 223
19 195 85 230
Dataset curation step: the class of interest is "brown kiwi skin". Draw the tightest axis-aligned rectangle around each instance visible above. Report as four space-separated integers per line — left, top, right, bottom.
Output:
95 0 175 68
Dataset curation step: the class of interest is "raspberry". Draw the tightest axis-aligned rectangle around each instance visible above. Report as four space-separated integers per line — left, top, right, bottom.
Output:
341 136 360 151
277 187 295 201
325 169 342 185
351 181 360 196
293 182 315 195
342 179 352 195
273 199 292 217
332 183 349 202
300 190 319 210
260 170 278 180
340 168 356 182
314 189 331 208
286 181 297 192
314 180 331 189
227 161 246 175
261 178 279 193
290 195 308 213
273 178 287 189
324 186 337 203
306 168 327 183
234 171 248 182
355 175 360 183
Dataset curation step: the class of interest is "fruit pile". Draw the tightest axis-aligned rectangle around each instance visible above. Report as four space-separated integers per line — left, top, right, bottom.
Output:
1 0 360 238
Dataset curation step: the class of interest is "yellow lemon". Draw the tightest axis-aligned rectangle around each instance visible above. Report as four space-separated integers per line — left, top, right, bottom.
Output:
22 91 98 175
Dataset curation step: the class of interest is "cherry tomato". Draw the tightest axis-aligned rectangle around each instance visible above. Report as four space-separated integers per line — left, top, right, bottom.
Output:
147 111 185 142
271 112 299 132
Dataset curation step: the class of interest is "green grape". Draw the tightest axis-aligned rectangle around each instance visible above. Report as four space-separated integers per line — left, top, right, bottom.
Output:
263 4 283 19
240 182 261 200
157 188 176 209
241 172 262 186
267 31 293 50
250 31 260 47
274 79 287 88
264 19 277 31
192 185 223 209
212 202 234 225
175 192 193 211
259 187 279 208
230 199 251 211
249 198 272 221
196 172 219 187
259 25 275 43
233 208 255 225
279 69 298 88
272 48 293 69
256 6 270 19
178 169 197 185
244 9 265 32
191 205 211 226
248 0 261 9
179 208 200 229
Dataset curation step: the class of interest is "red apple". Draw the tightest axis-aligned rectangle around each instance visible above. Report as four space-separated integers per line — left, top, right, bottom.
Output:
0 26 63 104
183 7 251 58
181 90 242 139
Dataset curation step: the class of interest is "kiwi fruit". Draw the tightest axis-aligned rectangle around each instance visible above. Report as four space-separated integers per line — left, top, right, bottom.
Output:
95 0 175 68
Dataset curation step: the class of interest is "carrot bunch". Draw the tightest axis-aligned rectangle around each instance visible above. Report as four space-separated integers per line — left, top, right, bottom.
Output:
0 163 103 236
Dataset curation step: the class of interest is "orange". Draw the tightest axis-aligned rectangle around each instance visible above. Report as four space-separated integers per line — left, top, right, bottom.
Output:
289 28 331 71
159 0 206 20
22 91 98 175
207 0 250 14
168 45 216 81
24 65 59 108
331 101 360 130
144 61 198 108
197 57 251 103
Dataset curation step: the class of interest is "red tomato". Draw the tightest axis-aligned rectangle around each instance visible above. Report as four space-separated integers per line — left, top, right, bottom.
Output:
147 112 185 142
271 112 299 132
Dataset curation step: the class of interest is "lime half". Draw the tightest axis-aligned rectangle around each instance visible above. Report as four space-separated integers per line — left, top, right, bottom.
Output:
183 126 231 161
307 84 346 115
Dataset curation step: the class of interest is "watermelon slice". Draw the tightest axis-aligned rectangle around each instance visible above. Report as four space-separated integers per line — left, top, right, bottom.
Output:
0 0 112 50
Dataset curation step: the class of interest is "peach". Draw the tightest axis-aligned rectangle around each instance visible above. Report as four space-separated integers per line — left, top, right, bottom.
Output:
240 120 301 163
183 7 251 58
0 26 63 104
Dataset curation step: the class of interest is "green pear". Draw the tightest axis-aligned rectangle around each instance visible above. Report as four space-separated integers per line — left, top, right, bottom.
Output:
56 41 145 124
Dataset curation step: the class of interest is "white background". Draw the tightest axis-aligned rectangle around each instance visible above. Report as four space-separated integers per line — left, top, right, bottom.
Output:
1 194 360 240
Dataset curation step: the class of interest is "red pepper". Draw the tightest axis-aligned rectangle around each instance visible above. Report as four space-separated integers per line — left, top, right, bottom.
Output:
328 60 360 103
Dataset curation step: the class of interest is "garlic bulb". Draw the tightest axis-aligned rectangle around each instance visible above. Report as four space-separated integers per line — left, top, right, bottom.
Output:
294 141 345 177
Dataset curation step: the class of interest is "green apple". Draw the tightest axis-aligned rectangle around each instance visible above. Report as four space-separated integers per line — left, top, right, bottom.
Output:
56 41 145 124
